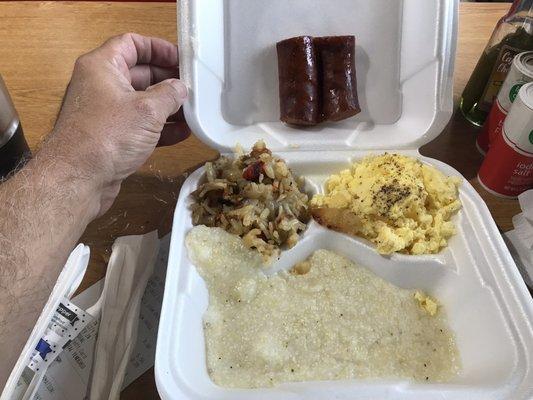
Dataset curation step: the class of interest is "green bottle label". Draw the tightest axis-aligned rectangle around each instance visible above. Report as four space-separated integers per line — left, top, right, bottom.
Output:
509 83 523 102
479 45 522 112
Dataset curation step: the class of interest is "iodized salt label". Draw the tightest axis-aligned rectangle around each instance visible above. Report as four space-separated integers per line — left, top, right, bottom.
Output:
478 82 533 198
476 51 533 155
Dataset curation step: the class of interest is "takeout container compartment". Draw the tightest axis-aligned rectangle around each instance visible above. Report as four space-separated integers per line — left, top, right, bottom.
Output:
156 1 533 399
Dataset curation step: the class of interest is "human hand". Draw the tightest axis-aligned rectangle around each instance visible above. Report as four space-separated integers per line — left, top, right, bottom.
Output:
49 33 189 215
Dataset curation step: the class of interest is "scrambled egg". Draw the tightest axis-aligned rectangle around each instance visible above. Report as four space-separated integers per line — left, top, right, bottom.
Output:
414 291 439 316
310 153 462 254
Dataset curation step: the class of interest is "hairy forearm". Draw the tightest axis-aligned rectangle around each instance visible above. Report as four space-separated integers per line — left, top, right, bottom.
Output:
0 32 188 391
0 131 103 388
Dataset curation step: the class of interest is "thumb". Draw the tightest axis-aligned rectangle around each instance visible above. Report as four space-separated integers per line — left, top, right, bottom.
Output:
144 78 188 119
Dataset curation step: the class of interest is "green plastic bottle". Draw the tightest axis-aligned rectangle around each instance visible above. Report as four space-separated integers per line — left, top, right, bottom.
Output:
460 0 533 127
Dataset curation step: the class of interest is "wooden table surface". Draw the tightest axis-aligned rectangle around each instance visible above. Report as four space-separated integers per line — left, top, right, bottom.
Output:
0 2 520 398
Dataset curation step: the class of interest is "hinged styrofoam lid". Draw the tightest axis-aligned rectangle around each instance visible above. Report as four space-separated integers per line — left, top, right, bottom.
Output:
178 0 458 152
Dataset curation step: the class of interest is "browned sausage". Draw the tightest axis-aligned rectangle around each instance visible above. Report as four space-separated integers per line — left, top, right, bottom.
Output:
276 36 319 126
315 36 360 121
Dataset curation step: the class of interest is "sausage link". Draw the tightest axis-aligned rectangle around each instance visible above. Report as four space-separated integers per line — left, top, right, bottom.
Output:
315 36 360 121
276 36 319 126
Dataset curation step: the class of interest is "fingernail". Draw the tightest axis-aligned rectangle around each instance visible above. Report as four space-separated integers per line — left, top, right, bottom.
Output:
173 80 188 99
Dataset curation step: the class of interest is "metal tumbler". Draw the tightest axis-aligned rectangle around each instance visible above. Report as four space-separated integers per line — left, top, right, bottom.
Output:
0 74 30 179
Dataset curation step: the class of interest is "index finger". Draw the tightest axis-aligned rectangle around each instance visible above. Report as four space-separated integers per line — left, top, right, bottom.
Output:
97 33 179 73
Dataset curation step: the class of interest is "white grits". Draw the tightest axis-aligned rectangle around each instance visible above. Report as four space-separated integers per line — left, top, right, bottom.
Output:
186 226 460 388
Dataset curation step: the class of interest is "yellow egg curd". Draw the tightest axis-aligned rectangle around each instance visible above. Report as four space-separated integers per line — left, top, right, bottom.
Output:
310 153 462 255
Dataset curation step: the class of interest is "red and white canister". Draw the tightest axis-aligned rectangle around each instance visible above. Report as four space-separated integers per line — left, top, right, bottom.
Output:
477 51 533 155
478 82 533 198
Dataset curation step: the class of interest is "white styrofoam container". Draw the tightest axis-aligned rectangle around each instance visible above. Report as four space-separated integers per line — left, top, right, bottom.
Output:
156 1 533 399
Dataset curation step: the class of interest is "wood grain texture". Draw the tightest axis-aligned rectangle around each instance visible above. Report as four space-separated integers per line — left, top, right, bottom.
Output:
0 2 519 398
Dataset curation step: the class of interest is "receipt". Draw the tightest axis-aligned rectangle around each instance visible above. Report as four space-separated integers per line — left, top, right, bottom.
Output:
25 234 170 399
30 320 99 400
123 236 168 387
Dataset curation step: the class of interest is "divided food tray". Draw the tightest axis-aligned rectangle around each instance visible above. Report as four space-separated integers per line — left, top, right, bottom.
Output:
156 0 533 399
157 153 533 400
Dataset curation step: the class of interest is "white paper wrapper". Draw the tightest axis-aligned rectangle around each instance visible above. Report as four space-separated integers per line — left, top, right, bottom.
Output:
2 230 166 400
505 189 533 289
88 231 160 400
512 213 533 251
25 234 170 400
518 189 533 224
